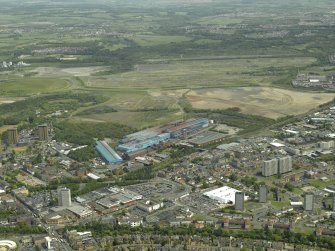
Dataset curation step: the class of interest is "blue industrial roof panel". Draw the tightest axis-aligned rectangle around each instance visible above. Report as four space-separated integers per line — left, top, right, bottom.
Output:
96 141 123 164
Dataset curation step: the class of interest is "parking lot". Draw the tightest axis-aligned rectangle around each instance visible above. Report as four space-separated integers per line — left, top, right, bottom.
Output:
179 194 218 214
127 182 174 198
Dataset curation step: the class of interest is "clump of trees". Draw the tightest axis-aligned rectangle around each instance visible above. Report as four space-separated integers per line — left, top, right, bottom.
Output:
0 93 109 128
54 121 134 145
123 166 155 181
66 222 335 250
0 224 46 235
185 107 275 133
68 145 98 162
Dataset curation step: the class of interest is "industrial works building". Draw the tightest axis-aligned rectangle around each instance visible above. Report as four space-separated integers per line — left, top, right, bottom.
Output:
188 131 225 147
117 118 209 154
95 140 123 164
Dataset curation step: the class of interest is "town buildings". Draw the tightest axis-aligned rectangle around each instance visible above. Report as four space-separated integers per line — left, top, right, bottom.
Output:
7 128 18 145
38 124 49 141
58 187 72 207
235 192 245 211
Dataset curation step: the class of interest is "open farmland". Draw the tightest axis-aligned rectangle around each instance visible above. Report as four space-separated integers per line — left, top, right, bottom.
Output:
31 66 110 77
0 0 334 130
73 110 184 129
72 91 184 128
85 56 316 90
184 87 335 119
0 77 71 96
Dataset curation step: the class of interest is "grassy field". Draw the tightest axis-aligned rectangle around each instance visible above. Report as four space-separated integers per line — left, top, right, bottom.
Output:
71 91 184 128
14 146 27 154
132 35 192 46
32 66 110 77
308 179 334 189
0 56 329 128
0 0 334 129
0 125 17 134
245 201 263 211
0 77 71 96
196 16 244 25
84 57 316 89
270 200 290 208
73 110 183 129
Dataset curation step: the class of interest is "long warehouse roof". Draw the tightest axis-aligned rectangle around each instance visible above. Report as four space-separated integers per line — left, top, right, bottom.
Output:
96 140 122 164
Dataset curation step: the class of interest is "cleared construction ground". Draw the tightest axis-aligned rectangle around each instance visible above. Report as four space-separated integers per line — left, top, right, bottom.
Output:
184 87 335 119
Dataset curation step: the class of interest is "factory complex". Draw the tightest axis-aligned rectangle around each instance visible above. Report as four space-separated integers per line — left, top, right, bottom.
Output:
95 140 123 164
117 118 209 157
93 118 211 163
188 131 225 147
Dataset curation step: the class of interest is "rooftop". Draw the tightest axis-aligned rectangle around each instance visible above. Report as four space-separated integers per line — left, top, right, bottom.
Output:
204 186 247 204
188 131 225 146
67 205 93 217
96 140 123 164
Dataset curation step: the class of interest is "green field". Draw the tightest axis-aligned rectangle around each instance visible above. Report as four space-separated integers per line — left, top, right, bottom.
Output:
0 0 335 129
270 200 290 208
84 56 316 89
309 179 335 189
0 77 71 96
132 35 192 46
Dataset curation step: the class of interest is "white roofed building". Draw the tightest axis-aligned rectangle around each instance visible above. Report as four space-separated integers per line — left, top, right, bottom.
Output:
203 186 247 204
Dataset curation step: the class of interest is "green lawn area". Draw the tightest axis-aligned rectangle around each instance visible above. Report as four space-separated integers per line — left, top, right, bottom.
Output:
245 201 263 211
308 179 335 189
292 187 304 195
74 110 183 129
196 16 244 25
132 35 192 46
270 200 290 208
85 56 317 89
192 214 207 220
292 227 315 235
0 77 71 96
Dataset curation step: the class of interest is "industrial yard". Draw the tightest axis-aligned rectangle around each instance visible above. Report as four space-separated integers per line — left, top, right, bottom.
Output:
117 118 210 158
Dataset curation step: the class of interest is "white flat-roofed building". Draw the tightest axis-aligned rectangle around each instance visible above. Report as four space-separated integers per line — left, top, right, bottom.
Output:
137 200 164 212
290 201 303 206
323 188 335 194
203 186 247 204
270 141 285 147
107 187 121 194
285 129 299 135
87 173 101 180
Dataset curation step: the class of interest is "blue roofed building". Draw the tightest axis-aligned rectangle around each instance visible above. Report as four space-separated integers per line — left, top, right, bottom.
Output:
117 133 170 153
95 140 123 164
117 118 209 154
